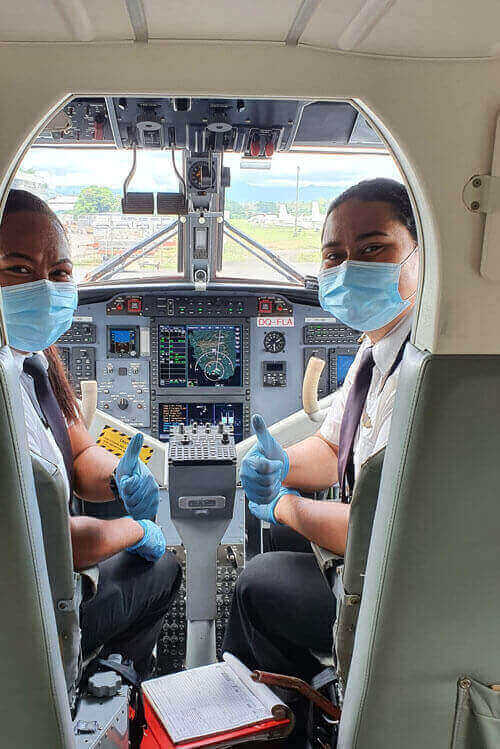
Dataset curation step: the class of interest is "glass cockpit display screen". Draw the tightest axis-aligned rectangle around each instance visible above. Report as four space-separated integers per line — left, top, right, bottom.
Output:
158 324 242 387
158 402 244 442
109 327 138 355
337 354 355 387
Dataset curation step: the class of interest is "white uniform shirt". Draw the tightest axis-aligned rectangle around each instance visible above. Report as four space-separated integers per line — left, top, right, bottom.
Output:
320 312 413 480
12 349 71 501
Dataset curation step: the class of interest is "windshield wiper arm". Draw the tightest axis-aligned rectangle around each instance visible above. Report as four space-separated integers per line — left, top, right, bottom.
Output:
83 220 178 283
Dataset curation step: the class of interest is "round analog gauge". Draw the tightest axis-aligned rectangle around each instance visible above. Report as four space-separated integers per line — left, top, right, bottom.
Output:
264 331 286 353
188 160 214 190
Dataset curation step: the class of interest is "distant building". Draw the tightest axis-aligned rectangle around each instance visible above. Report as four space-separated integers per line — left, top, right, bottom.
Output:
250 213 280 226
249 201 325 230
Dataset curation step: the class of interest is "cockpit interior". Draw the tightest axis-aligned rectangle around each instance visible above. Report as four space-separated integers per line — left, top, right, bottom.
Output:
32 95 381 674
1 3 500 749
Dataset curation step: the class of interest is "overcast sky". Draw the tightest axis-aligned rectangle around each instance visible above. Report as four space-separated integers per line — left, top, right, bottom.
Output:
21 148 401 202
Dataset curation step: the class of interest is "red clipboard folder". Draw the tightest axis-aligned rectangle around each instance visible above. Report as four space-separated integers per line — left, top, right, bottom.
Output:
141 695 292 748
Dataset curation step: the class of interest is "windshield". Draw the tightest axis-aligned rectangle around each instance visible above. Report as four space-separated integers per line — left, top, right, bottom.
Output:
222 151 401 281
16 148 401 285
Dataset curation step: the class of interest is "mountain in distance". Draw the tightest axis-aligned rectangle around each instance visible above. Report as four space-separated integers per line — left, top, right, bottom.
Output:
49 178 347 205
226 180 351 204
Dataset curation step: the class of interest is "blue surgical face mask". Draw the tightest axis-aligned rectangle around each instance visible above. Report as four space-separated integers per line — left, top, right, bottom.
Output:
1 279 78 352
318 247 418 332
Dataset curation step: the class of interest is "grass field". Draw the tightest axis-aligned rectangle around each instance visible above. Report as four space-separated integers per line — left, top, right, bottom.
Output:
224 219 320 264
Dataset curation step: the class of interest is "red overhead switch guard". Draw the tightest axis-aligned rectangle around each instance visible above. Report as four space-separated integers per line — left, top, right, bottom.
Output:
250 134 261 157
93 119 104 141
265 139 274 158
127 297 142 313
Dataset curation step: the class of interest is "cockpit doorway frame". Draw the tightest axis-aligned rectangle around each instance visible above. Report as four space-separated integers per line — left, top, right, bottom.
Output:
0 91 430 347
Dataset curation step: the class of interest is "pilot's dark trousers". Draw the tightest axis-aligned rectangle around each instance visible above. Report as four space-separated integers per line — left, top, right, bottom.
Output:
80 550 182 678
223 525 336 683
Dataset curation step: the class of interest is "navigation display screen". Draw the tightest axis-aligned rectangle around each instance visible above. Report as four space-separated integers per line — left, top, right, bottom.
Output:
337 354 355 387
158 402 244 442
158 324 242 387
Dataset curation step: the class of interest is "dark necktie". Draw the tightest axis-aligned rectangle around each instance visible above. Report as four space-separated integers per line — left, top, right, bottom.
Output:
337 347 375 502
336 332 411 502
23 354 74 503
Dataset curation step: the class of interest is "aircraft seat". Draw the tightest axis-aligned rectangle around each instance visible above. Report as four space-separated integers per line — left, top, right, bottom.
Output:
339 344 500 748
31 452 99 708
310 450 385 688
0 346 73 747
332 448 385 693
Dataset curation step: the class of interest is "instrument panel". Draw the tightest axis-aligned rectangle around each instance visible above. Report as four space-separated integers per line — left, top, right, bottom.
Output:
61 290 360 440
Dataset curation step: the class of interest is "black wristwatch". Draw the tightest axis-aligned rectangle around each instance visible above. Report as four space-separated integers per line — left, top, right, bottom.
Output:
109 469 125 509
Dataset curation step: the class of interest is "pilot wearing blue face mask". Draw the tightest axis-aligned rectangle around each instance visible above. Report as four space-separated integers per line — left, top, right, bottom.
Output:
0 190 181 679
223 179 419 740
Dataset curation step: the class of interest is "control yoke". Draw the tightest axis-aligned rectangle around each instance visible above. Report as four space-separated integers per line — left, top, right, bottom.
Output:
302 355 327 423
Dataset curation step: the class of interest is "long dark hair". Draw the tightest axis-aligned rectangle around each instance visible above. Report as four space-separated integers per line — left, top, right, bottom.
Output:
2 189 81 423
45 346 81 422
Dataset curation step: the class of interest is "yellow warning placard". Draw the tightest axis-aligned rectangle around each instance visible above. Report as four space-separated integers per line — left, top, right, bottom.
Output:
96 426 154 463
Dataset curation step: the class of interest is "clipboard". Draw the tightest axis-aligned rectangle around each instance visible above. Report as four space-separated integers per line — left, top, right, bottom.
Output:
143 696 292 748
141 653 294 748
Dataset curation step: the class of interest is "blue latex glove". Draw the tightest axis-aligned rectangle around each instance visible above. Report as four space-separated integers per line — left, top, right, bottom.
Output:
240 414 290 504
248 486 302 525
126 519 166 562
115 433 160 520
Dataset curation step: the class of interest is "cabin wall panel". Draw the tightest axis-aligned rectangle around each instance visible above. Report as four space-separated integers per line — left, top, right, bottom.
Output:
0 43 498 354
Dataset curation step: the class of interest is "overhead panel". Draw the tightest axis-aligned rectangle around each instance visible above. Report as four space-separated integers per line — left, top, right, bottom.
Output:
302 0 500 58
34 97 382 151
144 0 302 42
35 97 306 150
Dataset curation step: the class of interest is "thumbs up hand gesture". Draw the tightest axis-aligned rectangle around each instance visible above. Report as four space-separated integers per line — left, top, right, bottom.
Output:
239 415 289 504
115 433 160 520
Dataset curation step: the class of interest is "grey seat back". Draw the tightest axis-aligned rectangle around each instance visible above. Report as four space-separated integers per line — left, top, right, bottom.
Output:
339 344 500 748
0 346 74 747
31 452 82 706
333 448 385 692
